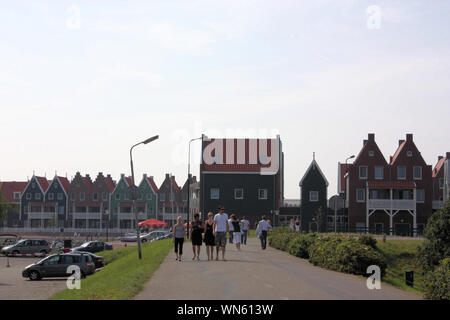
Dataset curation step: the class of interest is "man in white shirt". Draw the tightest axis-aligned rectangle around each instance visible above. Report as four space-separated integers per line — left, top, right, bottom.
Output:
257 216 272 250
213 205 229 261
240 217 250 245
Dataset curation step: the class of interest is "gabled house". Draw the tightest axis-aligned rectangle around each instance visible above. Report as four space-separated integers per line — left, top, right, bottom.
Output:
432 153 450 211
0 181 27 227
90 172 116 229
68 172 93 229
44 175 70 229
299 154 328 232
157 174 183 226
20 175 51 229
136 174 159 220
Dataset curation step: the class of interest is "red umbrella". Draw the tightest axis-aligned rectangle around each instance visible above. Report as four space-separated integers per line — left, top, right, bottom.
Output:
138 218 168 228
184 222 192 227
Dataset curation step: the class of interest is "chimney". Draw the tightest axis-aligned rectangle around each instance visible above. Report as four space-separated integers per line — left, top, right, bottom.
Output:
438 156 444 161
399 139 405 146
363 140 368 146
143 174 147 179
165 173 169 179
121 173 125 178
406 133 413 142
368 133 375 141
446 152 450 159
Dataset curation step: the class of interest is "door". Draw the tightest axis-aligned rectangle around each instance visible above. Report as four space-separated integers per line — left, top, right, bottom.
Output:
42 255 62 277
375 223 383 234
60 255 81 277
23 240 33 254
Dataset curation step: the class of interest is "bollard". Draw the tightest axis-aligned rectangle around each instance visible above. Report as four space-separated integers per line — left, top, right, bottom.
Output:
405 270 414 287
6 256 11 268
383 233 386 243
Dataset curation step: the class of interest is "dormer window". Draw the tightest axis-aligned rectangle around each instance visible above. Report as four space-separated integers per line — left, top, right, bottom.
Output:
407 151 412 157
369 151 374 157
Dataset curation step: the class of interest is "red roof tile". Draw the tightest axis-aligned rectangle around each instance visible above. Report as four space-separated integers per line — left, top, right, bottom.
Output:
433 157 446 177
146 176 159 193
105 176 115 192
0 181 28 203
35 176 50 193
83 176 92 190
57 176 71 192
390 141 406 164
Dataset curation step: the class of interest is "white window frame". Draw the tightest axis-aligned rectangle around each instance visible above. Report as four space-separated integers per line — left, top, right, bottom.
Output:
234 188 244 200
359 166 368 180
439 178 444 189
407 151 413 157
115 193 121 201
258 189 268 200
102 192 108 201
413 166 422 180
26 193 31 200
397 166 406 180
210 188 219 200
35 193 41 200
48 193 54 200
93 192 98 201
13 192 21 200
369 151 374 157
356 189 365 202
416 189 425 203
375 166 383 180
169 193 174 202
309 191 319 202
147 193 152 200
57 193 63 200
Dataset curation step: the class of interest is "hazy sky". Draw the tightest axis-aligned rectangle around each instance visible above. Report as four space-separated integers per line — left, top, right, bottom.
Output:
1 0 449 199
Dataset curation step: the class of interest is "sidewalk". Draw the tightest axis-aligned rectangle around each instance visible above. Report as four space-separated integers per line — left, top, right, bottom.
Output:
134 237 421 300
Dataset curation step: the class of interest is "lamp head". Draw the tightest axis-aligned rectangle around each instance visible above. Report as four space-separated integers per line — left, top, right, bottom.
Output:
143 135 159 144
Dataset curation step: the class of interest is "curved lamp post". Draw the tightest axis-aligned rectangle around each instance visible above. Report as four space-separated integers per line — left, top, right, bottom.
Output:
343 155 355 232
130 135 159 259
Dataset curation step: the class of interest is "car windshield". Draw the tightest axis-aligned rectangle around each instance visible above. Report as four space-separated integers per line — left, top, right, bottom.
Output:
80 242 91 247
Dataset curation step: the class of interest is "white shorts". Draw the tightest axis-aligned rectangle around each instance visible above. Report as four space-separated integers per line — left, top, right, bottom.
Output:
233 232 241 244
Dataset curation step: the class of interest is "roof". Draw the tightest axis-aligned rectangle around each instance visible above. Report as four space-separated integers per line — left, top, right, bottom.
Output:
57 176 71 192
201 138 280 174
35 176 50 193
170 176 181 192
125 176 133 186
105 176 115 192
0 181 28 203
433 157 446 178
390 141 406 164
83 176 92 190
299 159 329 187
367 181 416 188
146 176 159 193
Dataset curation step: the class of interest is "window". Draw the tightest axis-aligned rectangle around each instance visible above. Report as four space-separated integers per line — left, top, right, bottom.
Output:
258 189 268 200
407 151 412 157
93 193 98 201
309 191 319 202
57 193 63 200
169 193 174 202
70 192 75 201
26 193 31 200
182 193 188 202
210 188 219 200
359 166 368 179
375 166 383 179
234 188 244 200
159 193 166 201
31 183 35 189
48 193 54 200
416 189 425 203
439 178 444 189
35 193 41 200
102 192 108 201
62 255 81 264
413 166 422 180
356 189 365 202
369 151 374 157
80 192 85 201
147 193 152 200
13 192 20 200
397 166 406 180
115 193 120 200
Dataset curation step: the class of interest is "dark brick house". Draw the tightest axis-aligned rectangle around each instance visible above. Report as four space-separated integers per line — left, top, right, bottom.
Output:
200 136 284 227
157 174 184 226
299 155 328 232
345 133 432 236
432 153 450 211
0 181 27 227
20 175 50 229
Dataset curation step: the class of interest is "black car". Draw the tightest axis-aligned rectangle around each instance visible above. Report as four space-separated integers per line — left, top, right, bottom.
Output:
22 253 95 280
71 241 113 253
81 252 105 269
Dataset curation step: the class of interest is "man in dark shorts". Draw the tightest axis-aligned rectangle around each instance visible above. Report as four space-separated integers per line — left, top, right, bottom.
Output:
213 205 229 261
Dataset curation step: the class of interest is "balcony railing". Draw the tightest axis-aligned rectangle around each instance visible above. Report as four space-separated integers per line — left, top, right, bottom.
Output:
72 212 102 219
368 199 416 210
118 212 147 220
432 200 444 210
27 212 58 219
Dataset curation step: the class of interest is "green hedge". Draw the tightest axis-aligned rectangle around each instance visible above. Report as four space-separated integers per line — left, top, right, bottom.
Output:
424 257 450 300
269 228 386 277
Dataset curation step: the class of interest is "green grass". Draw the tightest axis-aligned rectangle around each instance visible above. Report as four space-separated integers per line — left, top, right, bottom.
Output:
376 240 425 295
50 239 172 300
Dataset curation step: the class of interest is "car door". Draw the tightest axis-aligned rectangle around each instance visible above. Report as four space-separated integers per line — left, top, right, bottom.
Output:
23 240 33 254
41 255 62 277
60 255 81 277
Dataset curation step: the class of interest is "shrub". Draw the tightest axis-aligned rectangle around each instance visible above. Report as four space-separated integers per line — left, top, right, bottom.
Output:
287 233 318 259
417 199 450 272
358 235 378 250
268 227 293 251
424 258 450 300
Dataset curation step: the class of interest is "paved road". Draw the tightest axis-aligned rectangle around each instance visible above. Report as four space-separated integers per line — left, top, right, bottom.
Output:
135 238 421 300
0 257 67 300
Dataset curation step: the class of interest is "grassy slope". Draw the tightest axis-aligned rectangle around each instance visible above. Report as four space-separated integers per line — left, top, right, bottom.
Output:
50 239 172 300
376 240 425 295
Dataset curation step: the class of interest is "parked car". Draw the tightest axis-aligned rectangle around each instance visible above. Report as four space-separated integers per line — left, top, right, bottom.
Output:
1 239 50 255
80 252 105 269
0 234 19 251
140 231 170 242
22 252 96 280
71 241 113 253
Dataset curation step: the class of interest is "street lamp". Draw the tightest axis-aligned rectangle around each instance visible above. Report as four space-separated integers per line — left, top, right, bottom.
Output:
104 209 109 242
187 135 204 239
130 135 159 260
343 155 355 232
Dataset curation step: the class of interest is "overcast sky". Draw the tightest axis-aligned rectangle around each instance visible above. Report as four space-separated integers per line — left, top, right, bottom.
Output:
1 0 449 199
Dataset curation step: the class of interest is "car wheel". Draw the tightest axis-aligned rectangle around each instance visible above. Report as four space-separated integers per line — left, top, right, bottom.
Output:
29 271 41 281
12 250 20 255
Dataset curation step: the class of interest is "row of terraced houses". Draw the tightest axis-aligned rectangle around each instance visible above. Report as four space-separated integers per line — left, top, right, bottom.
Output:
1 134 449 236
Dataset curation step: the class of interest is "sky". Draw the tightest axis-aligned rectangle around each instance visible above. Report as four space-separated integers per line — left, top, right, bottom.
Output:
1 0 449 199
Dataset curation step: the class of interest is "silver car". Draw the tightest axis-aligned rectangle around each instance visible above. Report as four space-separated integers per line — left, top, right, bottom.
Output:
1 239 50 255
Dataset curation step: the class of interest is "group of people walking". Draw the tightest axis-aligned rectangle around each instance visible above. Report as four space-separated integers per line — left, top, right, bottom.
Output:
172 205 271 261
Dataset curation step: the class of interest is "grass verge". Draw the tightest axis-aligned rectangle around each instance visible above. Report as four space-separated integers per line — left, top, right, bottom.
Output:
376 240 425 295
50 239 172 300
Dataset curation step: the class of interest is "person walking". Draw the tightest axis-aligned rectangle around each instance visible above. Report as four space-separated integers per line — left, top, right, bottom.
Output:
295 218 301 232
173 216 186 261
228 216 234 244
240 216 250 245
190 213 204 261
203 212 215 261
257 216 272 250
230 214 241 251
289 218 295 231
213 205 229 261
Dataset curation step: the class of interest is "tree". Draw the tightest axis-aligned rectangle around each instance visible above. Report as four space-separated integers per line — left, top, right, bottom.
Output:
0 189 11 228
315 206 326 233
417 199 450 272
